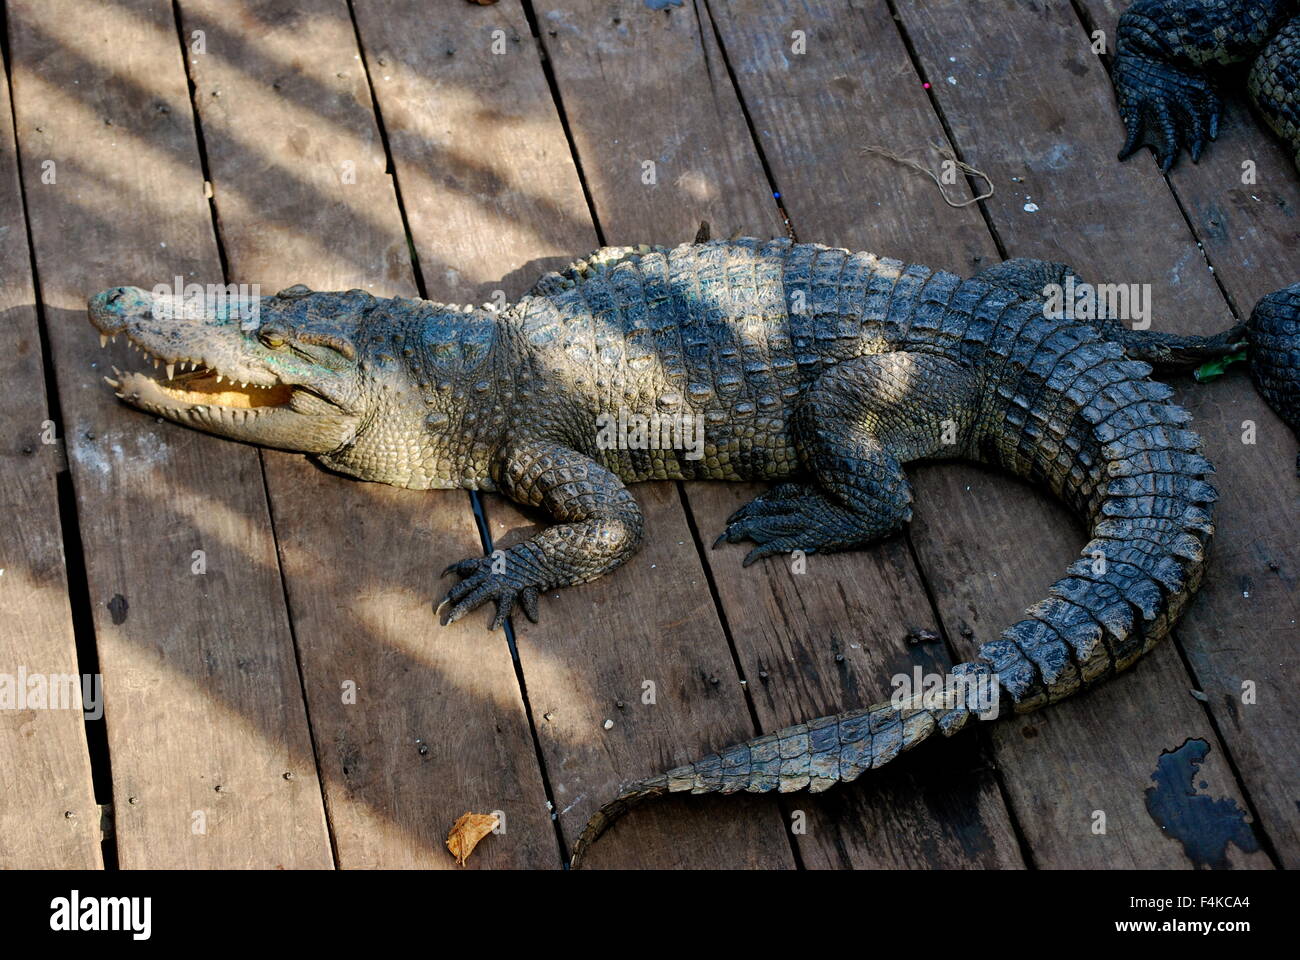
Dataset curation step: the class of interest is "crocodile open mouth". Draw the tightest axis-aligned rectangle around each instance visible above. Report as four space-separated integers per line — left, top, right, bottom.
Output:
98 334 294 418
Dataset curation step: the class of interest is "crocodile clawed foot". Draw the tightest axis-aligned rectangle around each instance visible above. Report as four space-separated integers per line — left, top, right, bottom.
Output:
1114 56 1220 172
436 556 542 629
718 483 814 532
715 488 839 567
716 484 904 565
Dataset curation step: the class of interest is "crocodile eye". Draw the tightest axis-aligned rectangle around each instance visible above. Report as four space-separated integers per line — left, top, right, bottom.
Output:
259 329 286 348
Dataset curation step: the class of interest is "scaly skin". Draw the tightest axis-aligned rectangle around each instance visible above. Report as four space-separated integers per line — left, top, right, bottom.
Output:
1112 0 1300 171
1249 17 1300 166
1248 281 1300 471
86 240 1287 864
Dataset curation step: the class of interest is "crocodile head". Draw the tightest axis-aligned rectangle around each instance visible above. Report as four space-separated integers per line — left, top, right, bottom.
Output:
88 283 372 455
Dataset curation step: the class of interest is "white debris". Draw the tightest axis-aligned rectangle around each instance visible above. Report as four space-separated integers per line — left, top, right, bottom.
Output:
603 719 614 730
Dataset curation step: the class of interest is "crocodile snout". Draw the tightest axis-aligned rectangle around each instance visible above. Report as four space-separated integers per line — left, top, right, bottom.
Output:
88 285 155 333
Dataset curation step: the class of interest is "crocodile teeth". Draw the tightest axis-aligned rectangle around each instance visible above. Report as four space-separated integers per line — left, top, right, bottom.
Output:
215 375 223 384
100 334 109 348
165 363 175 381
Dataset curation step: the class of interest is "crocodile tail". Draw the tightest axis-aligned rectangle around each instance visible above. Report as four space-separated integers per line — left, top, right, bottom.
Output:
569 664 992 867
572 310 1217 866
961 301 1217 712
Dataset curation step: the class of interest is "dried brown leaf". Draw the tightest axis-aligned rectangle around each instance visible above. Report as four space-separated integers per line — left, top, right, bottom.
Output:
446 812 499 866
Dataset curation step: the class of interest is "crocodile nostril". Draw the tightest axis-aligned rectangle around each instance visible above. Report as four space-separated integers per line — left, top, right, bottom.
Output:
107 288 125 305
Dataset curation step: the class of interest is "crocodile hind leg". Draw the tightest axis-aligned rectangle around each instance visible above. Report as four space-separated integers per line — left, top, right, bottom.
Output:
714 352 976 565
974 257 1246 371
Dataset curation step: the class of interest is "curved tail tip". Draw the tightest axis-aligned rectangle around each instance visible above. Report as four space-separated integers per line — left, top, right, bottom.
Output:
568 776 668 869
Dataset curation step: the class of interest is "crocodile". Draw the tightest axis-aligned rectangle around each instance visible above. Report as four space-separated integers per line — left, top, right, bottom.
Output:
1248 281 1300 471
87 239 1286 864
1110 0 1300 171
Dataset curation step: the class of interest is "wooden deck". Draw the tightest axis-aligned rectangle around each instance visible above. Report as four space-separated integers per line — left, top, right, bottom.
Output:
0 0 1295 870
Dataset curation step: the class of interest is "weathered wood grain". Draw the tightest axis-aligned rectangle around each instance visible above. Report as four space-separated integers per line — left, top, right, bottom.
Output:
893 0 1274 868
351 0 796 869
702 0 1030 869
1078 0 1300 869
351 0 601 304
532 0 1022 867
175 0 559 868
0 53 102 869
5 0 1286 872
7 0 331 868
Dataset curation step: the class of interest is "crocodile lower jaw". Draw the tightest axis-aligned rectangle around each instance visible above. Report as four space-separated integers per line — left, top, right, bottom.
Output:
97 334 294 416
108 368 295 424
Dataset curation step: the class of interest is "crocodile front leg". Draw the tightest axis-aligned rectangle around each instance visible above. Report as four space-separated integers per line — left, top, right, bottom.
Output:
438 438 645 629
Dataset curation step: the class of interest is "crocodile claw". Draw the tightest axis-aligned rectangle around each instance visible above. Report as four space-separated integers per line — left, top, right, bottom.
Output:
716 483 821 555
440 558 482 579
716 483 899 564
518 585 540 623
436 555 543 629
1114 55 1221 172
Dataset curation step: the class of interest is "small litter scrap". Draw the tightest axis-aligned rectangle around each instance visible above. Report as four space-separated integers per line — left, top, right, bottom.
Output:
446 812 500 866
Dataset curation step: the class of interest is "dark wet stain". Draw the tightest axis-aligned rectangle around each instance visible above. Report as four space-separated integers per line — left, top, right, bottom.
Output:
1223 693 1240 725
1199 204 1230 244
1062 59 1089 77
337 736 363 796
1144 738 1259 869
107 593 128 625
913 734 1000 865
1021 724 1038 739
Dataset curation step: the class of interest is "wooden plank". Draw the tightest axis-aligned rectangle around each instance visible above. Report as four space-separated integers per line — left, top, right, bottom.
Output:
351 0 600 303
891 0 1274 867
174 0 558 868
351 0 797 868
0 56 102 869
7 0 331 868
704 0 1261 869
537 0 1023 867
1078 0 1300 869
